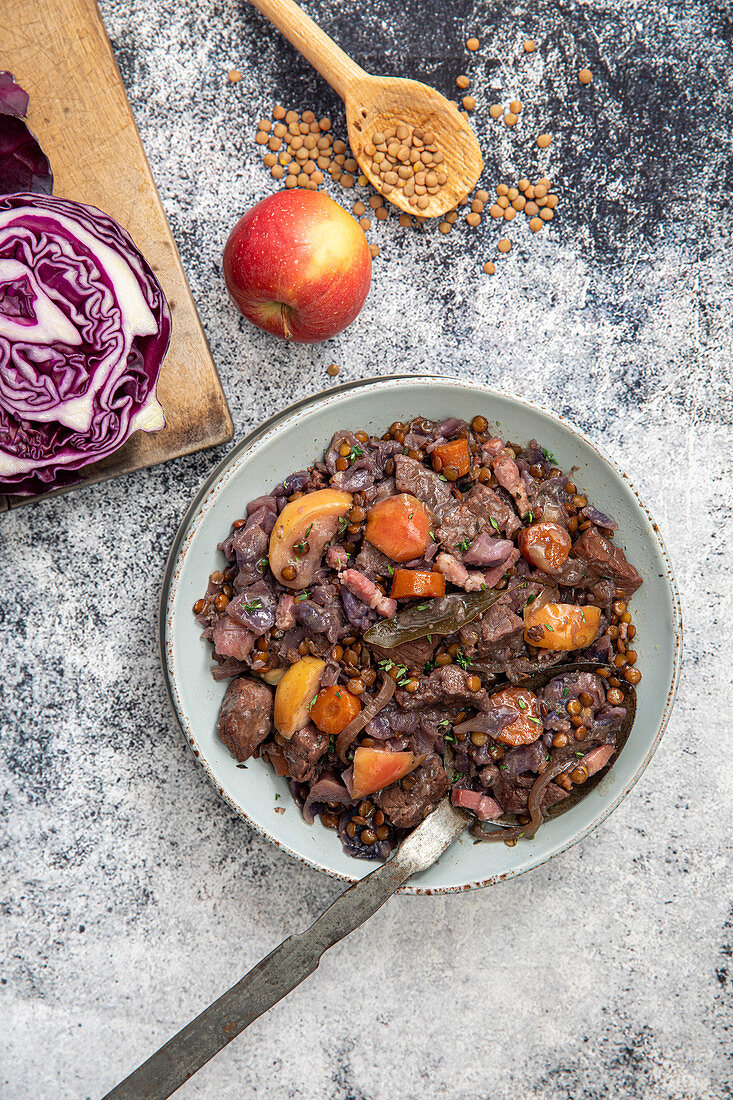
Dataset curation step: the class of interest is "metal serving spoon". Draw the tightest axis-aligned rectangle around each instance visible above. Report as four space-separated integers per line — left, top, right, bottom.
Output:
102 662 634 1099
247 0 484 217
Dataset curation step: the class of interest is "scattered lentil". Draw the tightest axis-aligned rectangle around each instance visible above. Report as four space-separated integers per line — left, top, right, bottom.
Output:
537 133 552 148
369 243 380 258
523 39 536 52
509 99 522 113
483 261 495 274
228 69 241 83
463 96 476 111
456 74 470 89
497 238 511 252
504 112 518 127
489 104 504 119
529 216 543 232
579 68 593 84
327 363 340 376
466 37 480 51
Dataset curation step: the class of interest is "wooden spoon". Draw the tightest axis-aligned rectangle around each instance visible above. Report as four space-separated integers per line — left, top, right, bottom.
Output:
248 0 484 217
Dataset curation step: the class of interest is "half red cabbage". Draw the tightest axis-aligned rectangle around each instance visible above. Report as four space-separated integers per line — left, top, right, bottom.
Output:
0 192 171 495
0 71 52 196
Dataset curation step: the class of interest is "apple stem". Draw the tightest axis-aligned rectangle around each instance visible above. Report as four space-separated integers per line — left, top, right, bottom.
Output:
280 303 292 340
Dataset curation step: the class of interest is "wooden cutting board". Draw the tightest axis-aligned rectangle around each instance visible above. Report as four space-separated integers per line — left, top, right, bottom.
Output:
2 0 234 509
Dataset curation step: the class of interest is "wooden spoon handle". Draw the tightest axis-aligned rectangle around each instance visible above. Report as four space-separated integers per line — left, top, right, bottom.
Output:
248 0 367 101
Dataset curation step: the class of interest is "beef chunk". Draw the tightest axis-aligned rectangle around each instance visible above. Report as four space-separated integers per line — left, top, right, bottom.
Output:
394 454 453 516
355 540 394 578
477 595 524 652
375 753 450 828
281 723 329 782
218 677 274 761
465 483 521 537
436 505 479 553
395 665 491 712
492 774 568 815
572 527 642 597
371 636 437 671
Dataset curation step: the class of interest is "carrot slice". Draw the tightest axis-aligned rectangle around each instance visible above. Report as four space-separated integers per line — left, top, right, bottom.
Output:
310 685 361 735
390 568 446 600
432 438 470 476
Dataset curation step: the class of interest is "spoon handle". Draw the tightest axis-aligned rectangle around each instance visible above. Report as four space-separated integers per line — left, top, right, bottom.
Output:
100 800 467 1100
248 0 367 100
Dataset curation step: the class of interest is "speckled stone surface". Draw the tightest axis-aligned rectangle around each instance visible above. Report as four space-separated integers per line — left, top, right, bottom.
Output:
2 1 732 1096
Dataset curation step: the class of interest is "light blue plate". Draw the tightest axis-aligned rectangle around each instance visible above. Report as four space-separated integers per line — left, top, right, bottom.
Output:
160 377 682 893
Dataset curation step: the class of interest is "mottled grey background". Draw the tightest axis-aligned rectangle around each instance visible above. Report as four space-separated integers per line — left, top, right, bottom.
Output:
2 0 732 1096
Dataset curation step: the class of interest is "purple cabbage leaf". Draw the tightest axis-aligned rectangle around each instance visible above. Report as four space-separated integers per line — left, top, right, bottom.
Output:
0 193 171 495
0 71 52 196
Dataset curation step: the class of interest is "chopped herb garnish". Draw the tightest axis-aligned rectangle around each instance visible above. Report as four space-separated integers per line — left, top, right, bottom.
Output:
544 624 554 632
517 698 528 710
528 716 542 725
275 793 281 800
438 719 452 727
455 648 469 670
395 665 410 686
257 557 268 572
429 530 437 541
408 512 414 520
386 564 394 575
451 770 461 783
480 583 487 591
575 752 585 758
328 734 337 752
236 763 248 769
308 694 318 707
541 447 557 465
338 515 349 533
242 598 262 612
562 687 570 697
490 517 500 532
426 633 432 643
378 659 395 672
444 731 457 745
295 592 310 602
416 602 430 611
348 444 364 462
523 511 534 525
439 474 448 482
455 538 471 553
525 594 536 605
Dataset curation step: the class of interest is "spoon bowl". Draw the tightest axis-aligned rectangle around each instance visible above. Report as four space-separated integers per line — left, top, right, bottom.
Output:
344 75 484 217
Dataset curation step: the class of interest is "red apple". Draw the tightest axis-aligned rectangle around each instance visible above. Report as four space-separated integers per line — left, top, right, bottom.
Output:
223 189 372 342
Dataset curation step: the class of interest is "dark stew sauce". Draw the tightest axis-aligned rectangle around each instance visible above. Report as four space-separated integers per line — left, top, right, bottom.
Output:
194 415 642 860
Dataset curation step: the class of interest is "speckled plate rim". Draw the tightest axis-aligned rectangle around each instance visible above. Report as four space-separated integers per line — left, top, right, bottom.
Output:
159 375 682 895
